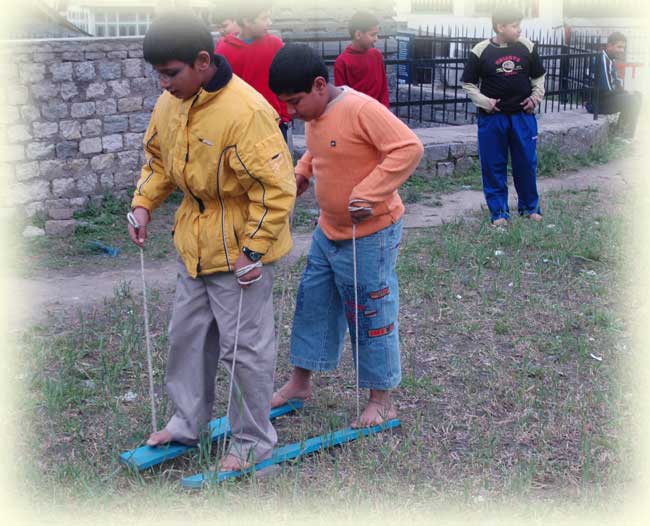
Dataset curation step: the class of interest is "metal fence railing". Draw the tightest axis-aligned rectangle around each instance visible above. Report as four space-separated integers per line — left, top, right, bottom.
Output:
284 25 646 126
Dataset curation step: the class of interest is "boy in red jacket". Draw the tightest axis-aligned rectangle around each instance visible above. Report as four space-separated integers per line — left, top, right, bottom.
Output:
215 1 291 139
334 11 390 108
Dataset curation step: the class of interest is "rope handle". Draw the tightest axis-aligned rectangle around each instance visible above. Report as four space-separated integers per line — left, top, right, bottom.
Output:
235 261 263 286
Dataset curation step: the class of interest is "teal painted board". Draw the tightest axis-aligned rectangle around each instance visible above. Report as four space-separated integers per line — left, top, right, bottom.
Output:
119 400 304 471
182 418 401 488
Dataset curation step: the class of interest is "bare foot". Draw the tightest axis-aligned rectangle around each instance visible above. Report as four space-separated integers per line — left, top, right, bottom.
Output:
492 218 508 227
352 399 397 428
146 428 173 447
271 367 313 408
528 213 543 222
218 453 251 472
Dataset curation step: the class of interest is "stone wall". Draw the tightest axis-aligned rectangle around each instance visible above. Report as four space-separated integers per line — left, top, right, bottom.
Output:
0 37 158 236
294 109 611 178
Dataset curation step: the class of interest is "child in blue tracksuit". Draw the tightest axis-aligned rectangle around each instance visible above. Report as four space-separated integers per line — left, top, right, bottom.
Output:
461 6 546 226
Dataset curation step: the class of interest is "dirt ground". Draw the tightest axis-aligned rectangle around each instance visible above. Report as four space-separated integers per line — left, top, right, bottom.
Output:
1 156 633 330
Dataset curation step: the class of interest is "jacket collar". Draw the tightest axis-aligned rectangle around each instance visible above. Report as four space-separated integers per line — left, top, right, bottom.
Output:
181 54 233 110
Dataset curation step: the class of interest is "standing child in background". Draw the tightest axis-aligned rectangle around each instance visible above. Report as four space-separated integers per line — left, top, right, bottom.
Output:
461 5 546 226
586 31 642 141
268 44 423 427
214 12 240 42
215 1 291 140
334 11 390 108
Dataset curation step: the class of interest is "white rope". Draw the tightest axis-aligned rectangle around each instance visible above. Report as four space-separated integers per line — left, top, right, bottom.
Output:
352 223 360 425
127 212 157 434
221 259 264 461
348 202 371 426
222 286 244 460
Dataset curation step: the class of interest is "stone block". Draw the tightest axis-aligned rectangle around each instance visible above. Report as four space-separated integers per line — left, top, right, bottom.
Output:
143 95 158 111
60 82 79 101
26 142 53 160
30 82 60 101
45 219 76 237
79 137 102 154
455 156 476 174
23 225 45 238
90 153 115 171
77 173 98 193
73 62 96 82
10 179 51 204
114 170 137 188
128 48 144 58
86 82 107 98
7 124 32 143
33 53 56 63
108 80 131 97
82 119 102 137
118 96 143 112
62 51 85 61
100 172 114 188
132 77 158 94
129 112 151 132
45 198 70 208
24 202 45 218
424 143 450 161
71 102 96 118
85 52 106 60
19 63 46 83
103 115 129 134
436 161 455 177
96 98 117 115
41 101 68 120
52 177 75 196
15 161 39 181
107 51 128 59
48 208 74 220
50 62 73 82
102 134 123 152
65 159 89 175
98 61 122 80
60 120 81 140
70 196 89 208
39 160 66 179
32 121 58 139
21 105 42 122
118 150 141 169
124 132 144 149
124 59 143 77
56 141 79 159
449 142 465 158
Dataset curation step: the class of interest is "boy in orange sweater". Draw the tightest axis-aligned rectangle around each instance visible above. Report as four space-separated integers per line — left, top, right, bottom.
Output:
268 44 423 427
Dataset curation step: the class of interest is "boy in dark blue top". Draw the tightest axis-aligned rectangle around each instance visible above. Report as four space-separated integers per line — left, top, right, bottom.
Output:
461 6 546 226
586 32 642 140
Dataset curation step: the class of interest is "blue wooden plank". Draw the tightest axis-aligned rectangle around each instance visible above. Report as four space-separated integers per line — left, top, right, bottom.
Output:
119 400 304 471
181 418 401 488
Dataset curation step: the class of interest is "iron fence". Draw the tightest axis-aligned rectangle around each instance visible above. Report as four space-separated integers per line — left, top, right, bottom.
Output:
284 26 640 126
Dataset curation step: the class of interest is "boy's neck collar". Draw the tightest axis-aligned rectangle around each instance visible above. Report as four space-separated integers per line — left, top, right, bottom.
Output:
492 35 511 47
350 42 367 52
202 55 232 92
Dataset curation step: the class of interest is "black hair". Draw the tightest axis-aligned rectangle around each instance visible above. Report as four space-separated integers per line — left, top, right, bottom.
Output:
348 11 380 39
491 5 523 32
143 12 215 66
608 31 627 45
269 44 329 95
236 0 272 26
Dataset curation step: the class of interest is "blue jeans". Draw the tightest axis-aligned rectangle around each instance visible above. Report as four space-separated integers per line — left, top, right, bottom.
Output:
289 220 403 390
477 112 541 222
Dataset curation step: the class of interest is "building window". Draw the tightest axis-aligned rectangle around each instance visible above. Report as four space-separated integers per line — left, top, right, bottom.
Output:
474 0 539 18
564 0 643 17
93 9 153 37
411 0 454 14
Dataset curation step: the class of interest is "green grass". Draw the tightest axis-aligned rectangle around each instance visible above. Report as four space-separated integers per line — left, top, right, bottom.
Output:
11 185 635 509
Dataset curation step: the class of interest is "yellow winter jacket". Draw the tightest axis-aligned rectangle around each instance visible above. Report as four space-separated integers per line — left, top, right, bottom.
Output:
132 56 296 278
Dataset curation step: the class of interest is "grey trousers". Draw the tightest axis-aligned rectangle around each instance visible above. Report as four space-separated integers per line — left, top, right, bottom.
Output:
164 258 277 462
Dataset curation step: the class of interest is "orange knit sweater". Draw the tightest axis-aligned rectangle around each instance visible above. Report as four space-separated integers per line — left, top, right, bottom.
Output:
295 88 424 240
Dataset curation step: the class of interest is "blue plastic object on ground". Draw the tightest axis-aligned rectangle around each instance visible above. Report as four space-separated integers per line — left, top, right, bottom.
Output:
181 418 401 488
119 400 304 471
88 240 120 257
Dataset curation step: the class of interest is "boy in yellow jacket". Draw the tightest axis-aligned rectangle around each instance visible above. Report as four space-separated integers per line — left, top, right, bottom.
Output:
127 13 295 472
